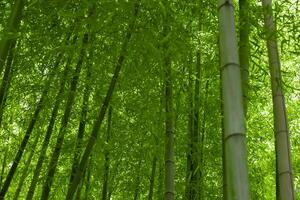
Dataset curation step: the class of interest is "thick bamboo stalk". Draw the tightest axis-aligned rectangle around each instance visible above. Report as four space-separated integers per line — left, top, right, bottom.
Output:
162 3 174 199
239 0 250 115
262 0 295 199
218 0 250 199
163 32 174 200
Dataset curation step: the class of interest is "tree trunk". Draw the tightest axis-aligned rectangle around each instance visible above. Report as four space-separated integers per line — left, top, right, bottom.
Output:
101 107 112 200
13 129 40 200
199 80 209 199
69 43 93 189
186 52 201 200
193 51 201 200
147 156 157 200
0 149 8 189
0 41 16 127
163 6 174 200
84 160 91 200
239 0 250 115
218 44 227 200
262 0 295 199
218 0 250 199
0 59 56 200
157 160 164 200
105 159 122 200
40 33 88 200
163 41 174 200
25 54 70 200
75 177 84 200
65 2 140 198
0 0 23 74
185 56 193 199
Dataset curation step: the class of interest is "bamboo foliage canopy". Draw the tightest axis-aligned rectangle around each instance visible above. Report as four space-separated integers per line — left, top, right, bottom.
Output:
0 0 299 199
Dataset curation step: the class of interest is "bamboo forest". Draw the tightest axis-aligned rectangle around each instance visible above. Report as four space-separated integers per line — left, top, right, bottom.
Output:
0 0 299 199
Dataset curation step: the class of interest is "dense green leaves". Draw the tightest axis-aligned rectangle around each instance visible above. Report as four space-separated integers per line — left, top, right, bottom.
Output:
0 0 299 199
